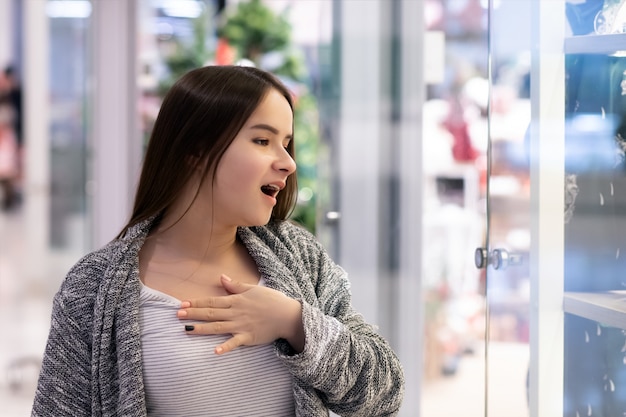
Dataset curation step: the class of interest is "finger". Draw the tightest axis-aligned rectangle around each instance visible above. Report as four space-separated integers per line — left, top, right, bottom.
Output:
184 321 232 336
215 334 248 355
220 274 254 294
181 296 233 309
177 307 232 322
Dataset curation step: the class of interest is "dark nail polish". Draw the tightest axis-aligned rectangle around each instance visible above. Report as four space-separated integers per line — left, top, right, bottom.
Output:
185 325 195 331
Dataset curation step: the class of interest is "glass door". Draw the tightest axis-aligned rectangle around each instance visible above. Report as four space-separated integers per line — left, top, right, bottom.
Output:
486 0 626 415
482 1 533 415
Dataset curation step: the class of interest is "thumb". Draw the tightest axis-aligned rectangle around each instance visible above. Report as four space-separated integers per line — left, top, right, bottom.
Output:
220 274 251 294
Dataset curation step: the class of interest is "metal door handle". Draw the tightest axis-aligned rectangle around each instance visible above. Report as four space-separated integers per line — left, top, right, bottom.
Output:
475 247 489 269
474 247 524 270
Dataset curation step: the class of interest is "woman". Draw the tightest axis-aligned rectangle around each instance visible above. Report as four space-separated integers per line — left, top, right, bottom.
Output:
31 65 405 416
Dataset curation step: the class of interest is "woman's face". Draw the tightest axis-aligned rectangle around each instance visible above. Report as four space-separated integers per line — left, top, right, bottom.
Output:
210 88 296 227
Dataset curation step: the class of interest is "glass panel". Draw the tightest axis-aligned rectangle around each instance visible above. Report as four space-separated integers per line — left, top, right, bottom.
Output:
563 23 626 417
49 2 91 253
485 0 532 416
420 0 489 415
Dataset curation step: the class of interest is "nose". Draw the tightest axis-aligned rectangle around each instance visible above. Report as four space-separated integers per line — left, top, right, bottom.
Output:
276 148 297 175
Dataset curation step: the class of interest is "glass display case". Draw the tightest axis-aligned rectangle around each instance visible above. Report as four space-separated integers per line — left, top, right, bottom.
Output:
488 1 626 416
561 1 626 415
418 2 626 415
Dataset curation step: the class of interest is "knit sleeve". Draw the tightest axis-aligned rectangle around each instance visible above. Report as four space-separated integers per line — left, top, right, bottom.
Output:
30 247 111 417
275 229 405 416
31 291 93 416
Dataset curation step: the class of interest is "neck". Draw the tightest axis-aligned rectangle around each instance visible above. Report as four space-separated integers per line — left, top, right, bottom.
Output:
154 194 238 262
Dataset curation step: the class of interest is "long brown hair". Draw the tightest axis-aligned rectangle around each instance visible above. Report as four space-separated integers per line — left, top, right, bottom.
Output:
117 65 297 238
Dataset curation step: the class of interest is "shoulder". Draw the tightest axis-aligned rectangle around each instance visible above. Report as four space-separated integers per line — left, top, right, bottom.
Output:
244 220 340 280
54 239 128 316
58 217 150 300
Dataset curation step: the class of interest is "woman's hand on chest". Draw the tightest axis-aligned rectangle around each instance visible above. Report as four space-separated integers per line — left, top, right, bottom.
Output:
177 273 305 354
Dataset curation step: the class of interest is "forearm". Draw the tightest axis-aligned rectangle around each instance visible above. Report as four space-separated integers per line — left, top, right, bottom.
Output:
277 303 405 416
281 297 305 353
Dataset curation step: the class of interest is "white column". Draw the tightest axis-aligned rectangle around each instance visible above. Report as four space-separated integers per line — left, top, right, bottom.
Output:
529 1 565 416
396 2 424 415
23 0 50 284
338 0 384 326
0 0 12 67
91 0 141 248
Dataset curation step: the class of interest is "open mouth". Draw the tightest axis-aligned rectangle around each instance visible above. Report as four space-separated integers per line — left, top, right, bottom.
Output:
261 184 280 198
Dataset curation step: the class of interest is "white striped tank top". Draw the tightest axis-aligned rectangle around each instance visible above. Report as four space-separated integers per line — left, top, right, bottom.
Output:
139 281 295 416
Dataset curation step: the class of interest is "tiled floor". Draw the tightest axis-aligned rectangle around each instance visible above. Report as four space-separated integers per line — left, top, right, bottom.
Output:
421 342 530 417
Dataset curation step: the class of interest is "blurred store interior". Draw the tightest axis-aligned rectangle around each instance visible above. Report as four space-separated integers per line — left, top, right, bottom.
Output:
0 0 537 416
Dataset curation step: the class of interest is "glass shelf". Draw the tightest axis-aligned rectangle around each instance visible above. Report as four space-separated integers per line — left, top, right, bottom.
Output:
564 33 626 54
563 291 626 329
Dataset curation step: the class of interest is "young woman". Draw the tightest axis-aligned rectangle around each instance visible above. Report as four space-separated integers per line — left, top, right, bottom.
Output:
31 65 405 416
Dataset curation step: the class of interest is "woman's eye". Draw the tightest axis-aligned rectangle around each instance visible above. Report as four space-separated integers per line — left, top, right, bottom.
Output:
253 139 269 146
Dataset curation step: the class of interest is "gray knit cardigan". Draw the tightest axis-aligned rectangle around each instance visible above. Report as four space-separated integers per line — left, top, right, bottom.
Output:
31 218 405 416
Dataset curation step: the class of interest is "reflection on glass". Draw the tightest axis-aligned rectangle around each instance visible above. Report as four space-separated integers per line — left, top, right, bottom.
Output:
421 0 491 415
49 9 91 250
564 52 626 416
594 0 626 34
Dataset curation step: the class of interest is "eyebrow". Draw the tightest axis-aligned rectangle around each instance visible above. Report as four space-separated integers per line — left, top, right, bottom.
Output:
249 123 293 140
